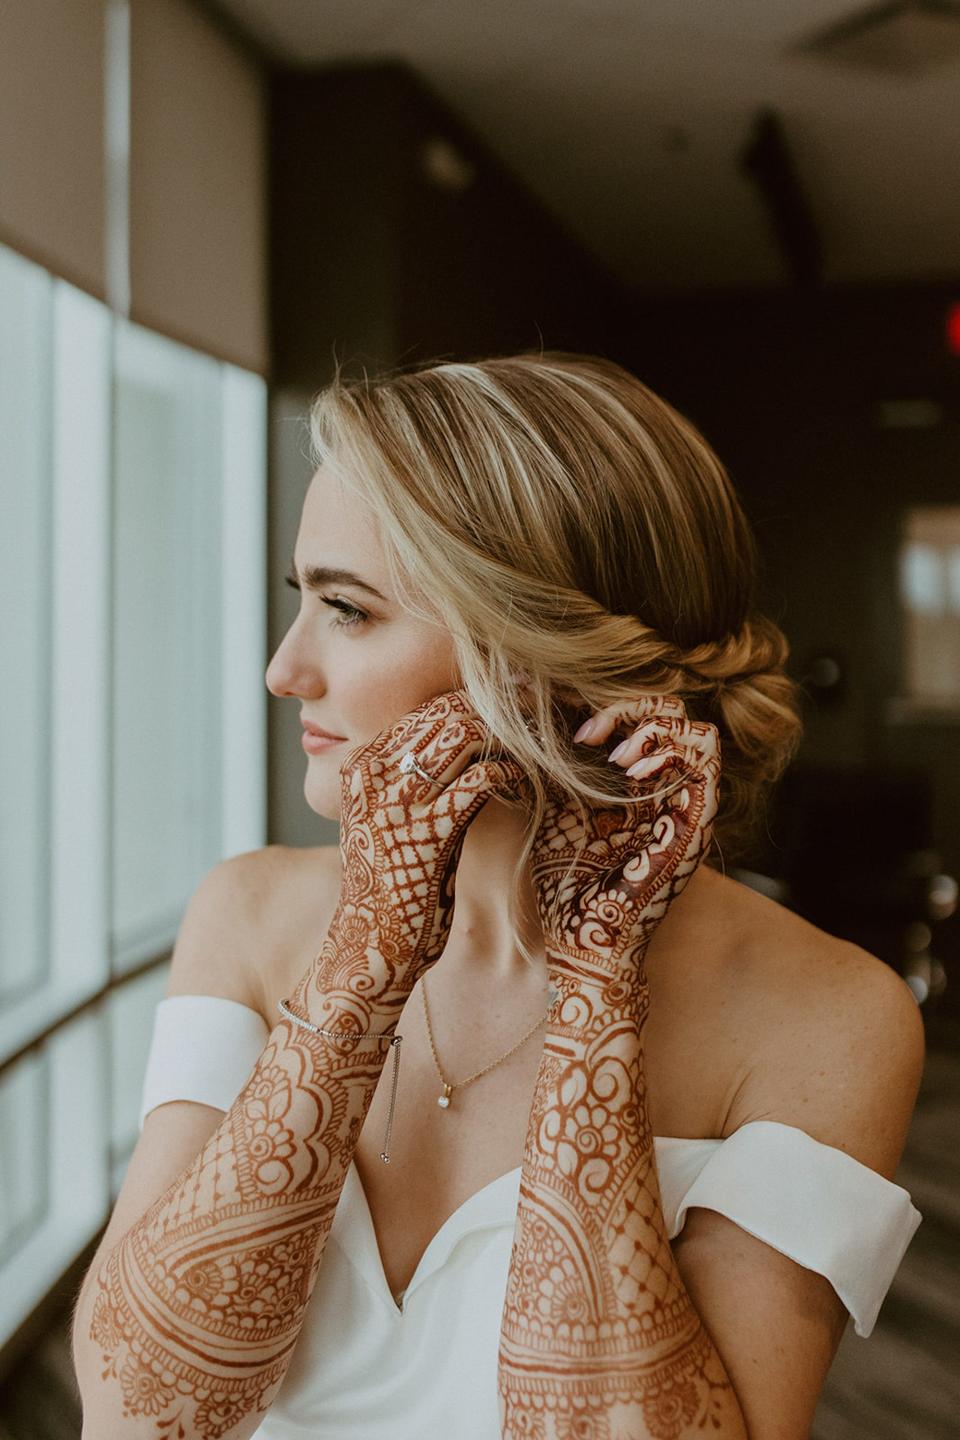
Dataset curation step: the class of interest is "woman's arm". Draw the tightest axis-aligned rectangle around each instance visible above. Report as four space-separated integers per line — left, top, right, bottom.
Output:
498 697 749 1438
75 690 524 1439
501 985 748 1439
69 848 307 1386
73 912 414 1440
668 934 924 1438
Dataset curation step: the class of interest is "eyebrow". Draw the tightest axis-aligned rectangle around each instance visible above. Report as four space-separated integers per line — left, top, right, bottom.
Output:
286 558 389 603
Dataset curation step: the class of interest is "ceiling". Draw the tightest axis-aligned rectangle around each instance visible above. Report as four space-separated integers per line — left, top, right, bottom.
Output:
208 0 960 295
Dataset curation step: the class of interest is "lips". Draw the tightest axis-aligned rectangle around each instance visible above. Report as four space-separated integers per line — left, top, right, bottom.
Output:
300 720 346 741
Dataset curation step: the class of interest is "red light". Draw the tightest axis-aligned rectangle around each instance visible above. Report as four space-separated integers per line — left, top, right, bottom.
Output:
947 303 960 355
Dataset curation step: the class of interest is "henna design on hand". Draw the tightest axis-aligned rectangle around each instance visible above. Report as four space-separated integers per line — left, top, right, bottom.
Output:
498 696 746 1439
85 690 526 1438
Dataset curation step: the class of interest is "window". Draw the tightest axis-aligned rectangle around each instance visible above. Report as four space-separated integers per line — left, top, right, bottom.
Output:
0 246 53 1011
0 259 111 1065
107 965 170 1194
0 1012 105 1346
0 241 267 1346
899 506 960 706
111 323 226 969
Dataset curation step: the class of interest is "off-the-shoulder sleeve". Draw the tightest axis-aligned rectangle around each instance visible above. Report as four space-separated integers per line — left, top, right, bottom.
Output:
660 1120 921 1338
138 994 271 1132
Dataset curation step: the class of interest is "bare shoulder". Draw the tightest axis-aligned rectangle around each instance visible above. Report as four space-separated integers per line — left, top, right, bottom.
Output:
716 873 926 1177
166 843 342 1026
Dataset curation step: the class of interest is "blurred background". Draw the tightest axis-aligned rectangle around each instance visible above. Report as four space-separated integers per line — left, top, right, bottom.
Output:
1 1 959 1435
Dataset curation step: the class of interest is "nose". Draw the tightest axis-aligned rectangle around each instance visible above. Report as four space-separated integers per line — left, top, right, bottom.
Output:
266 615 324 700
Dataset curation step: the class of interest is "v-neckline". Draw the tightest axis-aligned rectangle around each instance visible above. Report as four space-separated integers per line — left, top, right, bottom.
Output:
334 1133 714 1317
339 1158 524 1316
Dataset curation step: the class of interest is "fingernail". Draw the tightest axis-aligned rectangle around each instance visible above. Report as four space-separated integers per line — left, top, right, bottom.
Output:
626 754 661 776
573 718 597 743
608 740 629 762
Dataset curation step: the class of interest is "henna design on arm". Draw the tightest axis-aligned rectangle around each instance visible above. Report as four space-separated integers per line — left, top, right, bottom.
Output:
498 698 748 1440
80 692 524 1438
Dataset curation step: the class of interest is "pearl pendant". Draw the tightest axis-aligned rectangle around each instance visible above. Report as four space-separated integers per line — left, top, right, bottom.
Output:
437 1084 453 1108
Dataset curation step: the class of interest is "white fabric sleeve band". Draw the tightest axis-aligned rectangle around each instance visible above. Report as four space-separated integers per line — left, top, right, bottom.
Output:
138 993 271 1131
667 1119 922 1337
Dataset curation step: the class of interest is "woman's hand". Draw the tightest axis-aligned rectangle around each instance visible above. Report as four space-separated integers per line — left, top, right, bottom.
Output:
534 693 721 1013
290 688 527 1031
498 694 738 1439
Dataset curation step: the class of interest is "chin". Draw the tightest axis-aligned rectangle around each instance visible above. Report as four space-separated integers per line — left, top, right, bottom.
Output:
303 766 341 822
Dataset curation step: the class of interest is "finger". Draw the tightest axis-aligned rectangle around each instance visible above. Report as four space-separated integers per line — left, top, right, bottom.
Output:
380 687 475 765
409 710 491 791
574 693 687 746
447 755 532 808
620 721 720 806
368 690 479 803
399 744 529 817
607 714 716 772
623 728 722 846
622 745 687 797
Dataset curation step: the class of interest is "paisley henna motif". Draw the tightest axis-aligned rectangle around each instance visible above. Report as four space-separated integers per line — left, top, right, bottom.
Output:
84 690 524 1437
498 696 747 1439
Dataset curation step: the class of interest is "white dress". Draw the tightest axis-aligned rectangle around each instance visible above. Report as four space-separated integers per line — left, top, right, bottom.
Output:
137 995 923 1440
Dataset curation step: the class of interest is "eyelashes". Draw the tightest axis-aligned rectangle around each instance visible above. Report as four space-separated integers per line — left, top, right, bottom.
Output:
284 575 368 630
323 598 368 629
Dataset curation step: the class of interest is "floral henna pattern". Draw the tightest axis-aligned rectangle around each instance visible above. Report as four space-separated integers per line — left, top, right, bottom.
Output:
89 1050 345 1436
499 697 746 1438
85 689 526 1437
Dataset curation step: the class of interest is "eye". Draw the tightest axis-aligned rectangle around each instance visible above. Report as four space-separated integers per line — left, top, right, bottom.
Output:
321 597 368 629
284 573 368 629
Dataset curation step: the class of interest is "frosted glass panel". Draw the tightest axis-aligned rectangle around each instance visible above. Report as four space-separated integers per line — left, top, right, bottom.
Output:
111 321 224 970
0 246 52 1003
0 1050 49 1266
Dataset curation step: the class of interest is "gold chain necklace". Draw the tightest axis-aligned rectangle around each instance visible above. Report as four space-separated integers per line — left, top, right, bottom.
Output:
421 973 561 1109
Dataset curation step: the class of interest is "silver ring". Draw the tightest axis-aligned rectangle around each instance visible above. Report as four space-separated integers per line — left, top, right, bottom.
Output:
399 749 441 785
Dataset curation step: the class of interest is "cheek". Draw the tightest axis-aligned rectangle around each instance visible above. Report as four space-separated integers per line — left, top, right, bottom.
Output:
341 637 460 737
303 640 459 821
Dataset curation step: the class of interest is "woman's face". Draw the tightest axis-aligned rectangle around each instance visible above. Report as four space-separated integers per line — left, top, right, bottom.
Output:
266 466 460 820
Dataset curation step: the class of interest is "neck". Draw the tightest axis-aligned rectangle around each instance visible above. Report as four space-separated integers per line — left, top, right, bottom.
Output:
441 797 544 985
441 797 722 989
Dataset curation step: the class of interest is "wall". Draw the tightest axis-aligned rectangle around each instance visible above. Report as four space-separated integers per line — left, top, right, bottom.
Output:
266 60 638 848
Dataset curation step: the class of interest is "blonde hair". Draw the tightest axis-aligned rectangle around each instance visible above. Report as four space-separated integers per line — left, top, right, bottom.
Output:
308 350 803 967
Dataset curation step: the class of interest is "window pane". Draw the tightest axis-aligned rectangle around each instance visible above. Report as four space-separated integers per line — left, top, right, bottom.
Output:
107 963 170 1193
0 1050 49 1267
111 321 224 970
220 364 268 857
0 271 111 1069
947 547 960 615
0 1010 106 1342
900 508 960 703
900 541 945 616
0 245 52 1003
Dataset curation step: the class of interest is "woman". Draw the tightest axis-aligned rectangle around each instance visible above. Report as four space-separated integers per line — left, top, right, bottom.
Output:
72 352 924 1439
